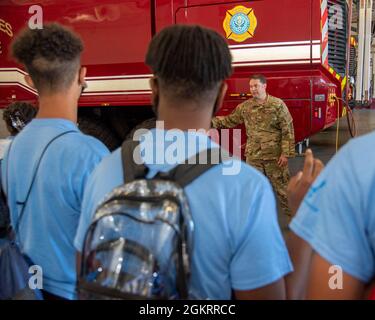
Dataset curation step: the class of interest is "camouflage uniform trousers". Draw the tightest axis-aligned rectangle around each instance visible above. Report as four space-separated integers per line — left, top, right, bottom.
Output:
248 159 291 220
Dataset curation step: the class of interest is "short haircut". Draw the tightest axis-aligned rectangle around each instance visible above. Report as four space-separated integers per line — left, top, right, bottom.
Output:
249 74 267 84
3 101 38 135
11 23 83 94
145 24 232 101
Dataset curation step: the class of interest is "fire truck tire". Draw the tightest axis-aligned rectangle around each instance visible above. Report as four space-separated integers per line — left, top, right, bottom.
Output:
78 116 121 151
126 117 156 140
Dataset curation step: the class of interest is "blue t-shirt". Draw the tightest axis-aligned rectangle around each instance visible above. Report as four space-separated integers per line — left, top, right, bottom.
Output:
75 129 292 299
291 131 375 283
2 119 109 299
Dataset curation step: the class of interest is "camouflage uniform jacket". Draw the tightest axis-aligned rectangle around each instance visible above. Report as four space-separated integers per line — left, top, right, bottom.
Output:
212 95 295 161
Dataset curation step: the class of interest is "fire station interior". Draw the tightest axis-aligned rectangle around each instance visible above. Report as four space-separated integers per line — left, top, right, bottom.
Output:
2 0 375 303
0 1 374 157
2 0 374 230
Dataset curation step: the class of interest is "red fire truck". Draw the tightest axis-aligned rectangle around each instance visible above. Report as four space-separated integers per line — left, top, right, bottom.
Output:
0 0 352 153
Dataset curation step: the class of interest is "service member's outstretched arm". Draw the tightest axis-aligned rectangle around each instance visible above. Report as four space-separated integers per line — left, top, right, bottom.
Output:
212 102 245 129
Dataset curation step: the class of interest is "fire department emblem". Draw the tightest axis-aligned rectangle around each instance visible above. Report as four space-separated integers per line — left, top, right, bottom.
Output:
223 6 257 42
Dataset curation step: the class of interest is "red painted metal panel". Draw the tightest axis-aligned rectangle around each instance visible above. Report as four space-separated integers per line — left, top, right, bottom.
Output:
0 0 152 107
175 0 315 45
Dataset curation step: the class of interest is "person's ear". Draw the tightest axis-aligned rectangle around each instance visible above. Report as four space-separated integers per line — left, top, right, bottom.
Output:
213 81 228 115
25 74 35 89
79 66 87 88
264 83 267 91
149 77 160 109
149 76 158 95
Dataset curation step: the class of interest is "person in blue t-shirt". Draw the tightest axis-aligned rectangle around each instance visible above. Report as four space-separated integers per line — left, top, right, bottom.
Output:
2 23 109 300
74 25 293 300
287 139 375 299
0 102 37 242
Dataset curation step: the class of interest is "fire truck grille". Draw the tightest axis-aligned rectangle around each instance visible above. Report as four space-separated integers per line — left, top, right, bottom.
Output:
328 0 348 78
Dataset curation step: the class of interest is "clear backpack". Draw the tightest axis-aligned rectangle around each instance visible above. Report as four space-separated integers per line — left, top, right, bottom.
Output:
78 140 220 299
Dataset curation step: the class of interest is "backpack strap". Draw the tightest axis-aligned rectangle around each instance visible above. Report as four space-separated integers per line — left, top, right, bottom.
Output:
7 130 76 238
121 139 223 186
156 147 222 187
156 148 222 299
121 140 222 188
120 139 224 299
121 139 148 183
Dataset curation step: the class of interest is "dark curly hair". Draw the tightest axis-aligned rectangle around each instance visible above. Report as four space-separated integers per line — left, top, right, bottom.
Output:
3 101 38 135
145 25 232 103
11 23 83 94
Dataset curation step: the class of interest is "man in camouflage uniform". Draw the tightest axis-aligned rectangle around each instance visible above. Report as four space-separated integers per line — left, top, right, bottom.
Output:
212 74 295 219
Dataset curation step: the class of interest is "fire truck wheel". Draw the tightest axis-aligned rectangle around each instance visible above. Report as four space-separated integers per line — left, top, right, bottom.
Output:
78 116 121 151
126 118 156 140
